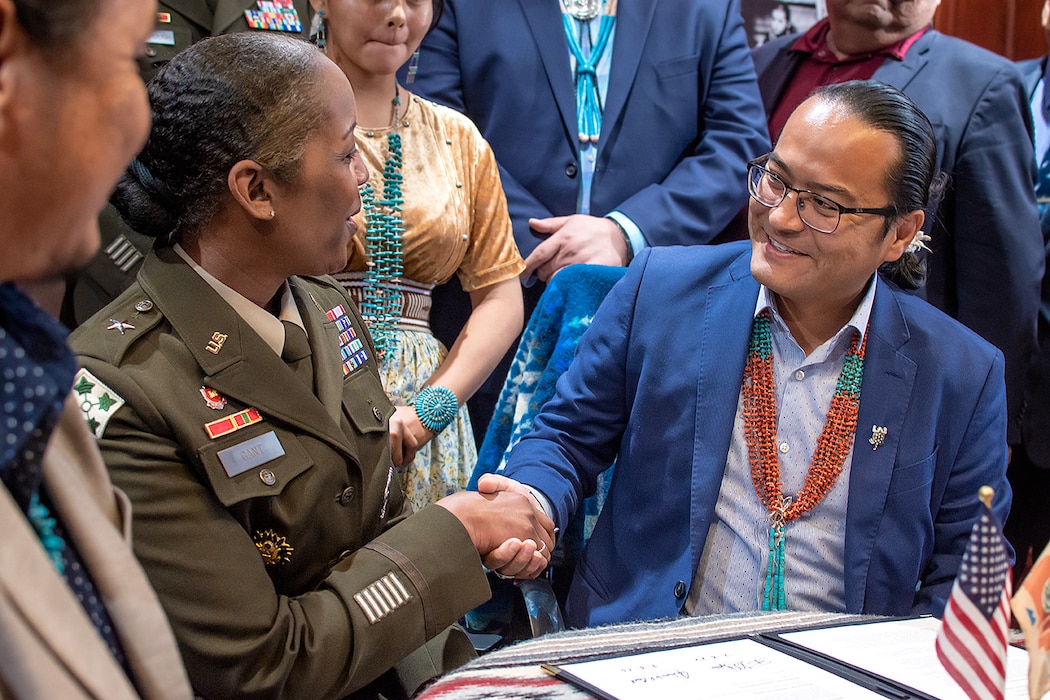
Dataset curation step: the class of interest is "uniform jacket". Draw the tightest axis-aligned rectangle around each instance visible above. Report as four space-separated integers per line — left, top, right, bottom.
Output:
502 242 1012 629
408 0 771 257
70 246 488 700
0 395 192 700
752 29 1044 445
1017 55 1050 469
140 0 311 80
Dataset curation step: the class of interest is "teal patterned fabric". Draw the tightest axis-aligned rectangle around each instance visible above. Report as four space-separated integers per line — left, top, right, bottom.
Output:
467 264 625 639
473 264 625 548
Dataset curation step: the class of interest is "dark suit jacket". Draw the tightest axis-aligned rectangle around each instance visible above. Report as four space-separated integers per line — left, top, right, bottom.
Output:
752 29 1044 445
1017 55 1050 468
503 242 1011 628
408 0 770 257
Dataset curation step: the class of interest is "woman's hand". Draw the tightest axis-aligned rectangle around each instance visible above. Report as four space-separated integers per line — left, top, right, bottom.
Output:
388 405 434 467
437 485 556 580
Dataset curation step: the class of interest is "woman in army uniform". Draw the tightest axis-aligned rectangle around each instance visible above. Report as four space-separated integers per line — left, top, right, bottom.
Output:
71 33 553 700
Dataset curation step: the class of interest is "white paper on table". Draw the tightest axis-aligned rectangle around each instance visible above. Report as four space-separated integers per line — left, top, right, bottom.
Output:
779 617 1029 700
547 637 887 699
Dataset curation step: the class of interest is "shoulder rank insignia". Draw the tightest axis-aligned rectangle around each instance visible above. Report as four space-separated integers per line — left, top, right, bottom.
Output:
106 318 136 335
254 529 294 566
73 368 125 438
354 572 411 624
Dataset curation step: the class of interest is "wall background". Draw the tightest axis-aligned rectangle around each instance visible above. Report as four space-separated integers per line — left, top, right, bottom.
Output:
741 0 1047 59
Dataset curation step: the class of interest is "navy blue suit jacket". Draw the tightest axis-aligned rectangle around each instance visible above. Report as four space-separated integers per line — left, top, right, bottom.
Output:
1017 56 1050 468
752 29 1043 445
503 242 1011 628
408 0 770 257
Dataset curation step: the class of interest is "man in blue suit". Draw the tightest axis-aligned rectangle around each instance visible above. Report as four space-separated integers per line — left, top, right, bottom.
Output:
750 0 1043 457
487 81 1011 628
406 0 770 437
1010 4 1050 585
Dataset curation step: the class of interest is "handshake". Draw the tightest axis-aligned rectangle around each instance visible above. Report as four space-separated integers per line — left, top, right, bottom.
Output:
437 473 555 581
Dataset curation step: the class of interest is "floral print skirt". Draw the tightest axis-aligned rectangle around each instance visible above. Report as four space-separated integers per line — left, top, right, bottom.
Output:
381 327 477 513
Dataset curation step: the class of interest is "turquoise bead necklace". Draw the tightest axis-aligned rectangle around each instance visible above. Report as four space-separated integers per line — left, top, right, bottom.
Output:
360 83 406 359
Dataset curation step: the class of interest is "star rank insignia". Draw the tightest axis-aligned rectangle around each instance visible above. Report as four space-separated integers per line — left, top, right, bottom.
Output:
106 318 136 335
73 368 125 438
254 529 294 566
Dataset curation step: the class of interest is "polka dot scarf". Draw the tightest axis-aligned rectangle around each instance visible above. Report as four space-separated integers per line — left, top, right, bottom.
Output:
0 282 128 670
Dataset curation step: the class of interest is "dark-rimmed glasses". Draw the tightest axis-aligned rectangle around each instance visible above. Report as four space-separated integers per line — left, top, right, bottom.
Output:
746 156 898 234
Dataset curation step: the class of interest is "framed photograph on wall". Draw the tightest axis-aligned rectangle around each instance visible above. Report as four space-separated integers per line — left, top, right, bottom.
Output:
743 0 825 48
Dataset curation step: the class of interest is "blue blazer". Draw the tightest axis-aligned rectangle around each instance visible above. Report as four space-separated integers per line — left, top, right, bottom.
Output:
503 242 1011 628
752 29 1043 446
1016 55 1050 469
408 0 770 257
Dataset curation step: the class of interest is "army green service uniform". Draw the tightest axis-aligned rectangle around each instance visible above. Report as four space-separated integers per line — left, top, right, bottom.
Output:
62 0 312 329
70 245 487 700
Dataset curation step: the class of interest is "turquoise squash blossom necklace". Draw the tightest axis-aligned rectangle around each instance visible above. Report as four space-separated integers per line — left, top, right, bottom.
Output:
360 83 406 359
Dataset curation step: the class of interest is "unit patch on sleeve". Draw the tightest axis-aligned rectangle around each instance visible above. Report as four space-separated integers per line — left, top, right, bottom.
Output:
72 368 125 438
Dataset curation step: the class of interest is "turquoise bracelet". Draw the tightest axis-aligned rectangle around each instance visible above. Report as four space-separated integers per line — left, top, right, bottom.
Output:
413 386 458 433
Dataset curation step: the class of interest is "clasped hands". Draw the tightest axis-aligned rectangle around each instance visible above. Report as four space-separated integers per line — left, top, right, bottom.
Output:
522 214 630 282
437 473 555 580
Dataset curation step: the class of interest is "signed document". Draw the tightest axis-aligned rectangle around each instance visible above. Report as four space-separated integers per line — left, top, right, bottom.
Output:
542 637 885 699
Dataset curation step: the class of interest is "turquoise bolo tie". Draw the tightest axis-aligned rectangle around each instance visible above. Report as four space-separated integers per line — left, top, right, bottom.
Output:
561 0 616 144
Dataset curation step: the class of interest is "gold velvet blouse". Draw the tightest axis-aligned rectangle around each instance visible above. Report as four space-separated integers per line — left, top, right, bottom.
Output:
343 96 523 293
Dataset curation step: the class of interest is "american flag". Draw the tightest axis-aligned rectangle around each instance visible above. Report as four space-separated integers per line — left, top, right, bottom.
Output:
935 498 1012 700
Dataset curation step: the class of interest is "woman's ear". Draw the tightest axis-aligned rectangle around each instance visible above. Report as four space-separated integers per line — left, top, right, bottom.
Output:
228 160 276 221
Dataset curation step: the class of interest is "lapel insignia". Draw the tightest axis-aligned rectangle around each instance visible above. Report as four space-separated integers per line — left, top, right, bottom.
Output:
205 331 228 355
254 529 294 566
205 407 262 439
106 318 136 335
326 305 369 375
200 386 227 410
73 369 125 438
869 425 888 450
243 0 302 32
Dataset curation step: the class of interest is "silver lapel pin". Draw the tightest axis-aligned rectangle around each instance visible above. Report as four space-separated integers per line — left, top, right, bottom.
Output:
869 425 888 450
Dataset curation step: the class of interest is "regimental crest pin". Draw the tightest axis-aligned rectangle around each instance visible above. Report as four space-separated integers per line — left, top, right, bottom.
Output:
869 425 888 450
254 529 294 566
200 386 227 410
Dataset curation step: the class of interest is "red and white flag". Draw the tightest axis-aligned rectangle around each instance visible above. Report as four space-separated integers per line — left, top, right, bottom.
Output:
935 496 1012 700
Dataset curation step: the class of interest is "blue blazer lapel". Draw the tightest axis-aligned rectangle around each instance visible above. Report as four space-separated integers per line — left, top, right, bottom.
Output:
843 282 917 612
518 0 578 155
871 28 935 92
599 0 658 147
690 253 759 559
